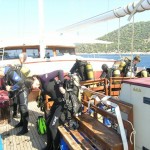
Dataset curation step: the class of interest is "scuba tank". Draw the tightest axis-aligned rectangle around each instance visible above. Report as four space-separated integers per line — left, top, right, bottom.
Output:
141 70 148 77
113 69 120 77
85 62 94 80
118 61 126 71
113 69 121 84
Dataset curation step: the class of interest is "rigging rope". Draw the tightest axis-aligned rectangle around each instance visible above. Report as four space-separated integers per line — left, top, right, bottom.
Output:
130 15 135 78
128 0 145 21
117 18 122 60
105 0 110 52
127 120 136 150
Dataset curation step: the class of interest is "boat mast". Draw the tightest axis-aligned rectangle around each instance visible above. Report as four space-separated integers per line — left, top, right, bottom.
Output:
58 0 150 32
38 0 45 58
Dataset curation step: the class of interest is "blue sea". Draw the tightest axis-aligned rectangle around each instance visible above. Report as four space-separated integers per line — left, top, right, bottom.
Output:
78 53 150 68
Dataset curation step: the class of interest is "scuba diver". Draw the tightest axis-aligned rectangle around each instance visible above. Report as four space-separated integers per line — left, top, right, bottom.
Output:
11 52 32 118
0 65 29 135
100 64 113 80
25 70 81 150
136 68 150 77
123 55 141 77
70 59 87 81
25 70 66 150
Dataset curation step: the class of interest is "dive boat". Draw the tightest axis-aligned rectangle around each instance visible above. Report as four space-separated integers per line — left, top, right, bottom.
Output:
0 0 150 149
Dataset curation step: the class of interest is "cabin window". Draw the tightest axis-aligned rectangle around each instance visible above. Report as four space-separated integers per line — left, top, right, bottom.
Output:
56 48 75 56
56 49 63 56
3 49 22 59
26 49 39 58
45 49 53 58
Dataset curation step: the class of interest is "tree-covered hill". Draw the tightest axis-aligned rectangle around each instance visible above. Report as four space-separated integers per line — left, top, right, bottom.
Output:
76 21 150 53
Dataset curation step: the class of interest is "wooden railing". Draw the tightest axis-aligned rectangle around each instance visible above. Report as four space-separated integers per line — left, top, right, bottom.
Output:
80 77 136 97
80 78 108 95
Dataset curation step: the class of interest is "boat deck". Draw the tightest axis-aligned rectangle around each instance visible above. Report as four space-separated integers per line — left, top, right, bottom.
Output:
0 101 47 150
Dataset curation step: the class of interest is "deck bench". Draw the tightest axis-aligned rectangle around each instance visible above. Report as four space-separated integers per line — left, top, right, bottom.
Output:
82 88 134 150
58 112 123 150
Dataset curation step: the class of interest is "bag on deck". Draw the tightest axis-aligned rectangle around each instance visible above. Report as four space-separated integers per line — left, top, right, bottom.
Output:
37 116 47 135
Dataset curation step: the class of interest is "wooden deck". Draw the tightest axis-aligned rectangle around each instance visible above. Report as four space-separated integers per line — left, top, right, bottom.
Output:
0 101 47 150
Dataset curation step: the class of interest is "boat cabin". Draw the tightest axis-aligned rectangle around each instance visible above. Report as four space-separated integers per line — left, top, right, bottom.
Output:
0 45 75 60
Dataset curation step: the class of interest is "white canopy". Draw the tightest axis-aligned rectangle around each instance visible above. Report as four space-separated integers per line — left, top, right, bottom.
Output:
0 33 112 49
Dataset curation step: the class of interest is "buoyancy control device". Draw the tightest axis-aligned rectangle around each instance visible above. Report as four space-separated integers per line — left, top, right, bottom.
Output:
63 73 82 120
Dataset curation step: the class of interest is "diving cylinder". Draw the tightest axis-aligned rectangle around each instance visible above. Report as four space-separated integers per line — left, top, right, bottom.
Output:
113 69 121 77
113 69 121 84
86 62 94 80
118 61 126 71
141 70 148 77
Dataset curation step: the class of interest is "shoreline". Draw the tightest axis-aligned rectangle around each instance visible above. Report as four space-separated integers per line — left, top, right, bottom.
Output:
77 52 150 55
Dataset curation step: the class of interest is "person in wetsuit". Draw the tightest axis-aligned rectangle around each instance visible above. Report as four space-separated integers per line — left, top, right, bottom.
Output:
0 66 29 136
12 52 30 118
124 55 141 77
100 64 113 80
25 70 66 150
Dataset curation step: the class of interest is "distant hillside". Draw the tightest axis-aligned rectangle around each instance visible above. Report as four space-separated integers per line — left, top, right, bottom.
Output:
76 21 150 53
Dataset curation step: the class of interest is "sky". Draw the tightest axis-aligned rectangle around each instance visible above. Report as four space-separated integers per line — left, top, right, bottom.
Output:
0 0 150 41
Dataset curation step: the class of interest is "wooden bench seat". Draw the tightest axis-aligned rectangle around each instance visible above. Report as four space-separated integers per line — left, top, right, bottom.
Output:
82 89 134 150
58 126 83 150
58 125 95 150
76 114 123 149
59 113 123 150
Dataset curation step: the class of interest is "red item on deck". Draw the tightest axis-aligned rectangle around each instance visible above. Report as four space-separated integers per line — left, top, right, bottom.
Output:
0 90 10 123
0 90 10 108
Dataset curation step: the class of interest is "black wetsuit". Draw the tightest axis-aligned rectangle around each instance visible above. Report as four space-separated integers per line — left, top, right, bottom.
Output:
39 70 65 150
100 68 113 80
4 66 29 135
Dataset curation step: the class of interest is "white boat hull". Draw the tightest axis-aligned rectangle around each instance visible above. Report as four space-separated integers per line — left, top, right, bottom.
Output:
0 57 115 75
